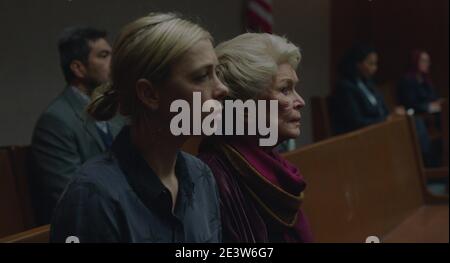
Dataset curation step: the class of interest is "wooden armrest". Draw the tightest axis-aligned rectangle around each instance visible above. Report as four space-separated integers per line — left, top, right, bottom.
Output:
0 225 50 243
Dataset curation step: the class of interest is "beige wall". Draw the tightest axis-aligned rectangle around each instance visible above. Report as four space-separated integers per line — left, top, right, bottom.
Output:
274 0 330 147
0 0 330 148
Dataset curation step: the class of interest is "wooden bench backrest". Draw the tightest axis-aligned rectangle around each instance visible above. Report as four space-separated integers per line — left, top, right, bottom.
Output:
7 146 36 229
0 148 26 238
0 224 50 243
283 116 427 242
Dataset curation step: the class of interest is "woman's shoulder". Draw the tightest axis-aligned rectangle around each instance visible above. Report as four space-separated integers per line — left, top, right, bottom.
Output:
65 152 130 201
180 150 210 171
337 78 357 89
179 151 217 181
179 151 222 200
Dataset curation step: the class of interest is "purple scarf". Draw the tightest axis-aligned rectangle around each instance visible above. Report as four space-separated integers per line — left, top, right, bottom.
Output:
221 137 314 242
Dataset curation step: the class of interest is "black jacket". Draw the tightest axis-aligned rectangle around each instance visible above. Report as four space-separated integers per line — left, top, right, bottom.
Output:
331 78 389 134
397 76 438 114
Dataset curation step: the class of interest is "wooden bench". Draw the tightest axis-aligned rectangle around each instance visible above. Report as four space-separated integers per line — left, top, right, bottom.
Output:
7 146 36 229
0 148 26 238
0 224 50 243
283 116 448 242
0 145 38 240
311 93 446 143
311 94 448 184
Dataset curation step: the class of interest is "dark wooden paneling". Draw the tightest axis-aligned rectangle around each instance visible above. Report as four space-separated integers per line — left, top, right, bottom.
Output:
331 0 449 97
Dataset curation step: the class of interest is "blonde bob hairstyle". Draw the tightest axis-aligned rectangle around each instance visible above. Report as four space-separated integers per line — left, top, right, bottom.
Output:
215 33 301 101
88 12 212 122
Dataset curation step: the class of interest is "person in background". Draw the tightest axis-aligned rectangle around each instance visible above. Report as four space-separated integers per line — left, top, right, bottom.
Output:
397 50 443 167
397 50 442 115
330 44 404 135
198 33 313 242
50 13 227 242
31 27 124 225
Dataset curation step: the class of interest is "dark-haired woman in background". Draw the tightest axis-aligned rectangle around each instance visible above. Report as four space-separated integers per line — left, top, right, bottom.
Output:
330 45 404 134
397 50 443 167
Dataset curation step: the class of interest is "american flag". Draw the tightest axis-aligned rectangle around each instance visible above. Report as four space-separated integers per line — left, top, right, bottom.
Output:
245 0 273 33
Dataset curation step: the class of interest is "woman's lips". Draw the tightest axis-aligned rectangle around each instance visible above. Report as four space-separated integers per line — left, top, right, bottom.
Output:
290 116 301 123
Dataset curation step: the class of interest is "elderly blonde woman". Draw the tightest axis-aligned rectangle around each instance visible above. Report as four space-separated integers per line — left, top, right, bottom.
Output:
198 33 313 242
50 13 228 242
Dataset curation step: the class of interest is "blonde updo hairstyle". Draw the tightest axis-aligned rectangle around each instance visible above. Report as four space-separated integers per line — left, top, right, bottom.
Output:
88 13 212 123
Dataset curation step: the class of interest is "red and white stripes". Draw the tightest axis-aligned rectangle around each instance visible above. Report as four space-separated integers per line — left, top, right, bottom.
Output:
245 0 273 33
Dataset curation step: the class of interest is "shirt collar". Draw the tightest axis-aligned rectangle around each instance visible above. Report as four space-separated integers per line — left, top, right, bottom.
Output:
70 86 91 107
111 126 194 215
356 78 378 106
70 86 109 132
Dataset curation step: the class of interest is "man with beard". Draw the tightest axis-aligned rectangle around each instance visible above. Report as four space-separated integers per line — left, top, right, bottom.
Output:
31 27 124 224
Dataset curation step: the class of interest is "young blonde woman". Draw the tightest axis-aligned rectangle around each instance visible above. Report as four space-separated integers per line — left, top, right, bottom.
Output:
198 33 313 242
50 13 228 242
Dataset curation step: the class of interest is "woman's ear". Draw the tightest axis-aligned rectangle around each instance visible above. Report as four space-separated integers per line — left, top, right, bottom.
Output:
70 60 87 79
136 78 159 111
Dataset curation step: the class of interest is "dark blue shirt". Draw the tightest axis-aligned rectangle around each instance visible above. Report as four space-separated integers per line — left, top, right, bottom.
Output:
50 127 222 243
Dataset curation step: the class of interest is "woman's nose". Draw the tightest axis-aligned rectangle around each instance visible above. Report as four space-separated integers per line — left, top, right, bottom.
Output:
214 79 229 101
293 91 305 110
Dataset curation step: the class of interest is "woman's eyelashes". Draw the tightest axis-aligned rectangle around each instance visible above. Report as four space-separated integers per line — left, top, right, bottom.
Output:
193 68 212 83
193 66 220 84
280 84 295 95
194 73 209 82
280 86 290 95
280 80 299 96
